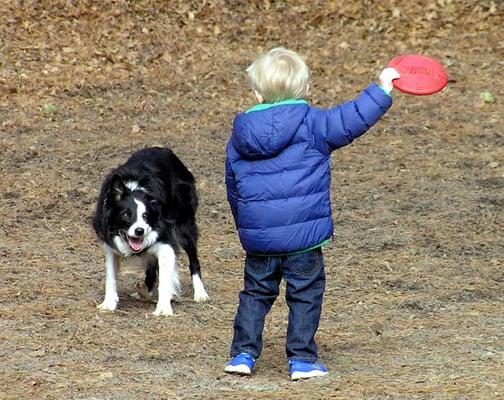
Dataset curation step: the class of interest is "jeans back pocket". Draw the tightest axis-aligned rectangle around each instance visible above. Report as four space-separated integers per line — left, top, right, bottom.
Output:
286 249 323 277
245 254 271 274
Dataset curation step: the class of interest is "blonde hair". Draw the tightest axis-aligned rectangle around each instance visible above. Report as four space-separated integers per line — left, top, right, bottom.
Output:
247 47 310 103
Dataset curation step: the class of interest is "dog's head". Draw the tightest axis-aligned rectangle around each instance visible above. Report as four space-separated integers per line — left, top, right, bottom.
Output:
105 174 160 255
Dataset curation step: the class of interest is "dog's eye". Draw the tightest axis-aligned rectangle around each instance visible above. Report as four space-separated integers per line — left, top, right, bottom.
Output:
121 211 130 219
142 212 148 219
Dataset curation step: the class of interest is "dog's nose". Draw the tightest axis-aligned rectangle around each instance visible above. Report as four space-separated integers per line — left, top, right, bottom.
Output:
134 227 144 237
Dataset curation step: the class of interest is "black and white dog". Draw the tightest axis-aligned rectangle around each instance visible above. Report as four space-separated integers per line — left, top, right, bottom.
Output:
92 147 209 316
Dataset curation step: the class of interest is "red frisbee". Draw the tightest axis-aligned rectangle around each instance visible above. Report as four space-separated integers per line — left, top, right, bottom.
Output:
387 54 448 95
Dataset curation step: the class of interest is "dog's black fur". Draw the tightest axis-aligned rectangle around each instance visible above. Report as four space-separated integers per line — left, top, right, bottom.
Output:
92 146 208 315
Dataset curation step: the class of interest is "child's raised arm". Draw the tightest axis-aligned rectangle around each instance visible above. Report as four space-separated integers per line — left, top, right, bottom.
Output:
310 68 399 154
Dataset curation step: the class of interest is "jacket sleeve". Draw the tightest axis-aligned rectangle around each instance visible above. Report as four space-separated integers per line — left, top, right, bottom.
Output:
225 157 239 222
312 83 393 153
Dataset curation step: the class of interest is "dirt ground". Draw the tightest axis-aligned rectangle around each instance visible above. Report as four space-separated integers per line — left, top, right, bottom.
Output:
1 1 503 399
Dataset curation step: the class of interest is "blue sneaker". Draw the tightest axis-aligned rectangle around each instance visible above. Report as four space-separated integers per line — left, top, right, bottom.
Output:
224 353 256 375
289 360 328 380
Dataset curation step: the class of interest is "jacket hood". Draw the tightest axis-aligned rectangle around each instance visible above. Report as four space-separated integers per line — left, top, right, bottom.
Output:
231 102 310 160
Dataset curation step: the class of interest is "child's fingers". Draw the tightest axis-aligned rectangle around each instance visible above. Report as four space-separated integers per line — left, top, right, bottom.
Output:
380 67 401 82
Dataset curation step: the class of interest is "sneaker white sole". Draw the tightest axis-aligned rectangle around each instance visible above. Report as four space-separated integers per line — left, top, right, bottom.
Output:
291 370 328 381
224 364 252 375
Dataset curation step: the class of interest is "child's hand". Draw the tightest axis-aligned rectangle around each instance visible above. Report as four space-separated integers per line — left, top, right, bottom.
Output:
379 67 401 94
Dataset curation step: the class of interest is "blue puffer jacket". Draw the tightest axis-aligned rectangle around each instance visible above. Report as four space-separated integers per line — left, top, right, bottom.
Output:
226 83 392 255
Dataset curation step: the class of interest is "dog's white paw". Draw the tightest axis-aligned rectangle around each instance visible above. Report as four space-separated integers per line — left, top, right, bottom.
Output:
97 297 118 312
192 275 209 303
153 303 174 316
194 290 210 303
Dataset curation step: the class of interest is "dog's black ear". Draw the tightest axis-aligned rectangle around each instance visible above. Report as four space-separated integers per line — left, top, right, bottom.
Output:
108 174 128 202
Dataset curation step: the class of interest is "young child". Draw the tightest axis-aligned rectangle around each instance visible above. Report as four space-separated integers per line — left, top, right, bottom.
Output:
224 47 399 380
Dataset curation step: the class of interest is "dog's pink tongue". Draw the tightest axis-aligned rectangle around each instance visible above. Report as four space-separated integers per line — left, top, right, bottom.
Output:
128 238 143 252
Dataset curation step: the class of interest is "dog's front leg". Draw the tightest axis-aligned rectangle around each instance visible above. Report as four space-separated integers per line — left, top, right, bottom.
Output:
97 244 120 311
153 244 179 316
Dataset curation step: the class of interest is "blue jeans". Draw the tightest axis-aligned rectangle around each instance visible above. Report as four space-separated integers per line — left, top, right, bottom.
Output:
230 248 326 362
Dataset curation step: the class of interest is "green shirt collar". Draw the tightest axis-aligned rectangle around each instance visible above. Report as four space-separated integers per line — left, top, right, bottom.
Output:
245 99 308 114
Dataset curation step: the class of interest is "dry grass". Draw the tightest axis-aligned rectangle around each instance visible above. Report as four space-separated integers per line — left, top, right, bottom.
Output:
1 1 503 399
